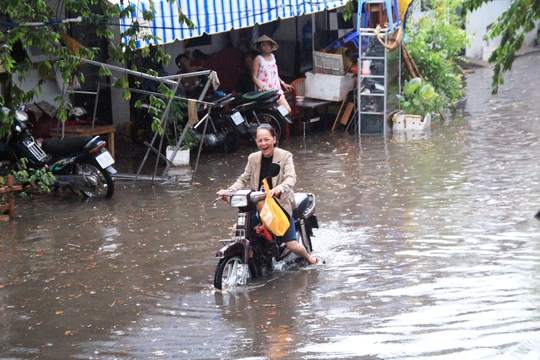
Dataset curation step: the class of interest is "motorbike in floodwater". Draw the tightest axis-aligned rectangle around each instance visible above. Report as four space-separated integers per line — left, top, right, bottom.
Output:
193 90 291 153
0 106 116 198
225 89 292 143
191 93 242 153
213 163 318 290
134 90 290 154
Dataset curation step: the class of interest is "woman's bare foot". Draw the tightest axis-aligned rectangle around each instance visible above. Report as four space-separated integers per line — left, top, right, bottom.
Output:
308 256 324 265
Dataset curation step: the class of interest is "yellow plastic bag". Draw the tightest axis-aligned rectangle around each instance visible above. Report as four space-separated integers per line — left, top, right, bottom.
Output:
259 178 290 236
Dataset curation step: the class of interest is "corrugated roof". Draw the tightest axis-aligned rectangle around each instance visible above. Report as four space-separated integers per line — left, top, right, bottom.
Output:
110 0 347 48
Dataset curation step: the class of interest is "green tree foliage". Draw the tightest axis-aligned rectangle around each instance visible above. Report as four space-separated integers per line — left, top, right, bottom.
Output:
463 0 539 94
404 0 470 110
0 0 193 201
10 157 56 196
0 0 193 138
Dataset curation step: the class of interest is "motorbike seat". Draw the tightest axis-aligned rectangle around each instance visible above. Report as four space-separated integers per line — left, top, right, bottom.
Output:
293 193 309 220
42 136 93 157
230 90 279 108
242 90 278 102
205 93 233 104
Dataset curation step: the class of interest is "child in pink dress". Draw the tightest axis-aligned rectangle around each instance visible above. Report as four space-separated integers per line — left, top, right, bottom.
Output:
251 35 293 114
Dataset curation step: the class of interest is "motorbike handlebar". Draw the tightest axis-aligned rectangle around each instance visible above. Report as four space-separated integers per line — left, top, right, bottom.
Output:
250 191 266 204
212 189 267 206
212 190 234 205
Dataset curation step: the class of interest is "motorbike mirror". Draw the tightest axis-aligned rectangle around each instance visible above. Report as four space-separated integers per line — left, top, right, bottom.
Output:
269 162 280 177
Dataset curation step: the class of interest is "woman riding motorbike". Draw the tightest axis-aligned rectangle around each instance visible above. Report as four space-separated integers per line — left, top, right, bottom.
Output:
217 124 322 265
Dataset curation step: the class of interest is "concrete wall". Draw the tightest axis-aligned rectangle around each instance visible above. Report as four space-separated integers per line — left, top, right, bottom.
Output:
409 0 538 60
465 0 538 60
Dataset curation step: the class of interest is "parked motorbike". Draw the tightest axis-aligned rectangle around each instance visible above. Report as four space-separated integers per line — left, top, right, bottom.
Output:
213 162 318 290
0 106 116 198
137 89 291 154
192 90 290 153
191 93 242 153
226 89 292 142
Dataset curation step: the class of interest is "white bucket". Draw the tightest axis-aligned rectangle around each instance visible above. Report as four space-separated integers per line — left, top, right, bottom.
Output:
361 60 372 75
166 146 190 166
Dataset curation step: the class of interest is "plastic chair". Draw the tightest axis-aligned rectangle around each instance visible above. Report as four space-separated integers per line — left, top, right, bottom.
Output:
325 29 360 54
287 78 306 137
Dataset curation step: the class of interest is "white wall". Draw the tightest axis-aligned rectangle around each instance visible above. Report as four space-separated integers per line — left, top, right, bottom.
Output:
465 0 538 60
408 0 538 60
465 0 511 60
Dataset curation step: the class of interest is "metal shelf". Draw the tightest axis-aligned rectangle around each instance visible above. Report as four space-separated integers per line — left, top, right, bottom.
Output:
361 56 386 60
356 27 401 135
360 92 385 97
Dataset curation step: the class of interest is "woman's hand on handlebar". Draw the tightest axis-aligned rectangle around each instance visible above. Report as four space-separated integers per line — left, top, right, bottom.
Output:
216 189 227 197
213 189 232 205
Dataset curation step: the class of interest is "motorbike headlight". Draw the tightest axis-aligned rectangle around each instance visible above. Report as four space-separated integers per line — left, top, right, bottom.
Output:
15 110 28 122
229 190 251 208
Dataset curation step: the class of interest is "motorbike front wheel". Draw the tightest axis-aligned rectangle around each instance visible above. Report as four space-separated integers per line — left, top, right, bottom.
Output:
250 111 285 142
75 161 115 198
214 121 241 154
214 254 250 290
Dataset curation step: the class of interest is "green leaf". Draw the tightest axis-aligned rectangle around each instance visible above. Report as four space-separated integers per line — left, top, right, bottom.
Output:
404 78 422 96
122 89 132 100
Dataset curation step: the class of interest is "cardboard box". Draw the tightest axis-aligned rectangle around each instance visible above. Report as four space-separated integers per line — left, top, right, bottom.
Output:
305 72 355 102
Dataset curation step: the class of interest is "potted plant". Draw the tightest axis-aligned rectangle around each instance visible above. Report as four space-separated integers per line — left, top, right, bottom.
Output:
394 78 443 131
164 101 199 166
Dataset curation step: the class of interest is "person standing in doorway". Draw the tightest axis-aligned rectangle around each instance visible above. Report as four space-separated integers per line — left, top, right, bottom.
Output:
234 51 256 95
251 35 293 114
175 53 205 96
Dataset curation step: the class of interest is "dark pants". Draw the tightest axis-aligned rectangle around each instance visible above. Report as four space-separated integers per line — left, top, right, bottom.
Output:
251 213 297 242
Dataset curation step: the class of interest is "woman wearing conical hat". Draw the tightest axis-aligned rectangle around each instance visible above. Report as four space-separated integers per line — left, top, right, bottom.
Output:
251 35 293 114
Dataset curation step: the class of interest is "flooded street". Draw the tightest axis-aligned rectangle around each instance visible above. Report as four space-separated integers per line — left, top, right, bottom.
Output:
2 52 540 359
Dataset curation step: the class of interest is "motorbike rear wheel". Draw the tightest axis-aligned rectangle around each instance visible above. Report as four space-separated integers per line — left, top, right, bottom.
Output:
75 160 115 198
214 254 250 290
250 111 285 142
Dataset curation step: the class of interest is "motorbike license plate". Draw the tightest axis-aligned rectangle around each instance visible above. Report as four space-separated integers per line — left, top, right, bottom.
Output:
277 104 289 116
96 150 115 169
231 111 244 125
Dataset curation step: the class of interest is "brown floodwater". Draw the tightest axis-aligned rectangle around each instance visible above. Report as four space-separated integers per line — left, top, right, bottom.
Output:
2 52 540 359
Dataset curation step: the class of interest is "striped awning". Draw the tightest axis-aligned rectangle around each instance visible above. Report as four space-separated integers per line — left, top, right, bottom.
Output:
111 0 348 48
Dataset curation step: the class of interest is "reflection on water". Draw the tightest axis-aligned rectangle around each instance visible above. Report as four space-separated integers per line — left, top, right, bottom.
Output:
2 53 540 359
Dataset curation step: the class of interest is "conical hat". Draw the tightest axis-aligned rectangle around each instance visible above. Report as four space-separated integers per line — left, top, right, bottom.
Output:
251 35 279 52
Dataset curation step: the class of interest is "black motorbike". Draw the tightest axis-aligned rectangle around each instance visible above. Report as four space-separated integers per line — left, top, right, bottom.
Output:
193 89 291 153
226 89 292 143
191 93 242 153
135 89 291 154
0 106 116 198
213 163 318 290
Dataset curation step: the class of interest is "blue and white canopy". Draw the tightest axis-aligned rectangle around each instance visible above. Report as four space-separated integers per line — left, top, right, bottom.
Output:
111 0 348 48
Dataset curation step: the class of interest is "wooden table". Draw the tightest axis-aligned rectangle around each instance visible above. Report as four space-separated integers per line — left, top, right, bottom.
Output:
49 124 117 158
